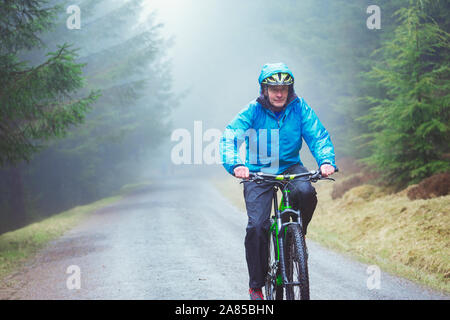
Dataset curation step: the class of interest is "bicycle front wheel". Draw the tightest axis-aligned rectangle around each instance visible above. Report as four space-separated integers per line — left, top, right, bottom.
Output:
265 223 283 300
285 224 310 300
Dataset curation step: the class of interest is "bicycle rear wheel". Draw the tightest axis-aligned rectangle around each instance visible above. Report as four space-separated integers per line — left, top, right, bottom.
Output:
285 224 310 300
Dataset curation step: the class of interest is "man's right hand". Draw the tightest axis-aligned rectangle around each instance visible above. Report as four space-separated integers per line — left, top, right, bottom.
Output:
234 166 250 179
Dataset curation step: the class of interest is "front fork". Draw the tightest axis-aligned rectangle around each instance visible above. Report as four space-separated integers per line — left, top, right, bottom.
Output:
272 186 302 289
272 187 290 288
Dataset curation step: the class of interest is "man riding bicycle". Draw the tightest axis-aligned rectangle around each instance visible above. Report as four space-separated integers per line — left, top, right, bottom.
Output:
219 62 337 300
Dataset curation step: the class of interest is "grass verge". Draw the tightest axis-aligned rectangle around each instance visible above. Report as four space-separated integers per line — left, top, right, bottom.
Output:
0 196 120 281
213 173 450 294
0 181 154 282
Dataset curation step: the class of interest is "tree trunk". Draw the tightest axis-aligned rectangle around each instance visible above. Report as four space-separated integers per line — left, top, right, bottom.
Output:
9 165 26 230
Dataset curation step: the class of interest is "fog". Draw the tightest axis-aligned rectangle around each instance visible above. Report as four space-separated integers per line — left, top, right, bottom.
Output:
146 0 322 175
0 0 350 231
1 1 448 300
149 0 311 128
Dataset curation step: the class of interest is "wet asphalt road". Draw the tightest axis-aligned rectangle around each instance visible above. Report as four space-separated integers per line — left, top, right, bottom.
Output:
0 177 448 300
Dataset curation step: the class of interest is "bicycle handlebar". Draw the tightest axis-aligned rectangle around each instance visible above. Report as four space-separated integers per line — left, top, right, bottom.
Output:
238 168 338 184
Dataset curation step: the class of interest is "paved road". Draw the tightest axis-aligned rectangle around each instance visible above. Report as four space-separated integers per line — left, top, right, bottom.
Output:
0 177 448 300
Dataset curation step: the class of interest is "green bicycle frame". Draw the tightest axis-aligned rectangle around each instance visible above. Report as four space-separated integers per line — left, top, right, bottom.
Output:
270 185 293 286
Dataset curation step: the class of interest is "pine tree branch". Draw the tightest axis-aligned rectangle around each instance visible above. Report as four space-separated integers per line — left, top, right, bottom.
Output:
0 44 68 101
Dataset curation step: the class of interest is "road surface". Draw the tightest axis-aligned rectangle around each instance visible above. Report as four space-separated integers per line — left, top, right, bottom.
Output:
0 177 448 300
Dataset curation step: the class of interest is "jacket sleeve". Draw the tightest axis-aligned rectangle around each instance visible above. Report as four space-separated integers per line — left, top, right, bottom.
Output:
300 99 337 169
219 105 254 175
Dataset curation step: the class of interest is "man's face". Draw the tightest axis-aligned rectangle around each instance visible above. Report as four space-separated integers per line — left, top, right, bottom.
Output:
266 85 289 108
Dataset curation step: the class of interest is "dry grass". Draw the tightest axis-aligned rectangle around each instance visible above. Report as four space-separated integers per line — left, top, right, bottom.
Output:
213 173 450 294
407 172 450 200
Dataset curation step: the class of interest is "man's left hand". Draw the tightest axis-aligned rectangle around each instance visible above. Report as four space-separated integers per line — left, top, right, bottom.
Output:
320 164 335 177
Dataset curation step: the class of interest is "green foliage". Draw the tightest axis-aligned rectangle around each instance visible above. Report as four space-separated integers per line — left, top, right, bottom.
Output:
36 0 176 205
260 0 391 157
361 0 450 187
0 0 59 52
260 0 449 188
0 0 177 232
0 0 98 166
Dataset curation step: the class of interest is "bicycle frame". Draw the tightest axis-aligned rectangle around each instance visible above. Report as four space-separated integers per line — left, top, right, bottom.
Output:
240 169 337 299
269 181 303 290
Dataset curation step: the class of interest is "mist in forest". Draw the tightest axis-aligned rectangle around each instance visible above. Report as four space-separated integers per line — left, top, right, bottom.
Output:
145 0 335 175
0 0 400 231
2 0 448 232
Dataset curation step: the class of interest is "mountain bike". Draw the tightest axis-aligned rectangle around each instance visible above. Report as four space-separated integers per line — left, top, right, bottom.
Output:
241 170 336 300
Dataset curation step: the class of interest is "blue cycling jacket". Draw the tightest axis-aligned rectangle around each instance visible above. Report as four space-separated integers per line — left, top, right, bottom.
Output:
219 63 336 175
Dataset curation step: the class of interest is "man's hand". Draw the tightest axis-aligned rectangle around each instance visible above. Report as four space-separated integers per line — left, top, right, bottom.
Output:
234 166 250 179
320 164 335 177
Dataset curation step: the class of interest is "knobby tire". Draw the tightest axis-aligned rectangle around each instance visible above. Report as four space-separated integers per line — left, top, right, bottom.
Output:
285 224 310 300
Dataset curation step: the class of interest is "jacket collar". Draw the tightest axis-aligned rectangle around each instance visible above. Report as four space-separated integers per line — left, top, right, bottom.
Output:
257 92 299 119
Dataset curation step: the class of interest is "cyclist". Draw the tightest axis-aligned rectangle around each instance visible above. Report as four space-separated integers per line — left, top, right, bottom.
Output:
219 62 337 300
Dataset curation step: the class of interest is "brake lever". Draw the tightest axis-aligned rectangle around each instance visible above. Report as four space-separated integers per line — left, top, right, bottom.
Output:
239 176 261 184
315 169 336 182
252 176 264 184
317 172 335 181
310 170 321 182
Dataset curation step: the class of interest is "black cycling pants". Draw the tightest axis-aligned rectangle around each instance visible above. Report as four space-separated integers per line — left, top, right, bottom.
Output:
243 163 318 289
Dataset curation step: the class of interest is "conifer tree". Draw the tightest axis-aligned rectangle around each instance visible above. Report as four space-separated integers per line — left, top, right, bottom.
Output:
361 0 450 187
0 0 98 229
0 0 98 165
0 0 176 232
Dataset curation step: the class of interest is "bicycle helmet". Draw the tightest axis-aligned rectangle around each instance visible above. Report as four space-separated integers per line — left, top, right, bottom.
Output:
261 72 294 86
